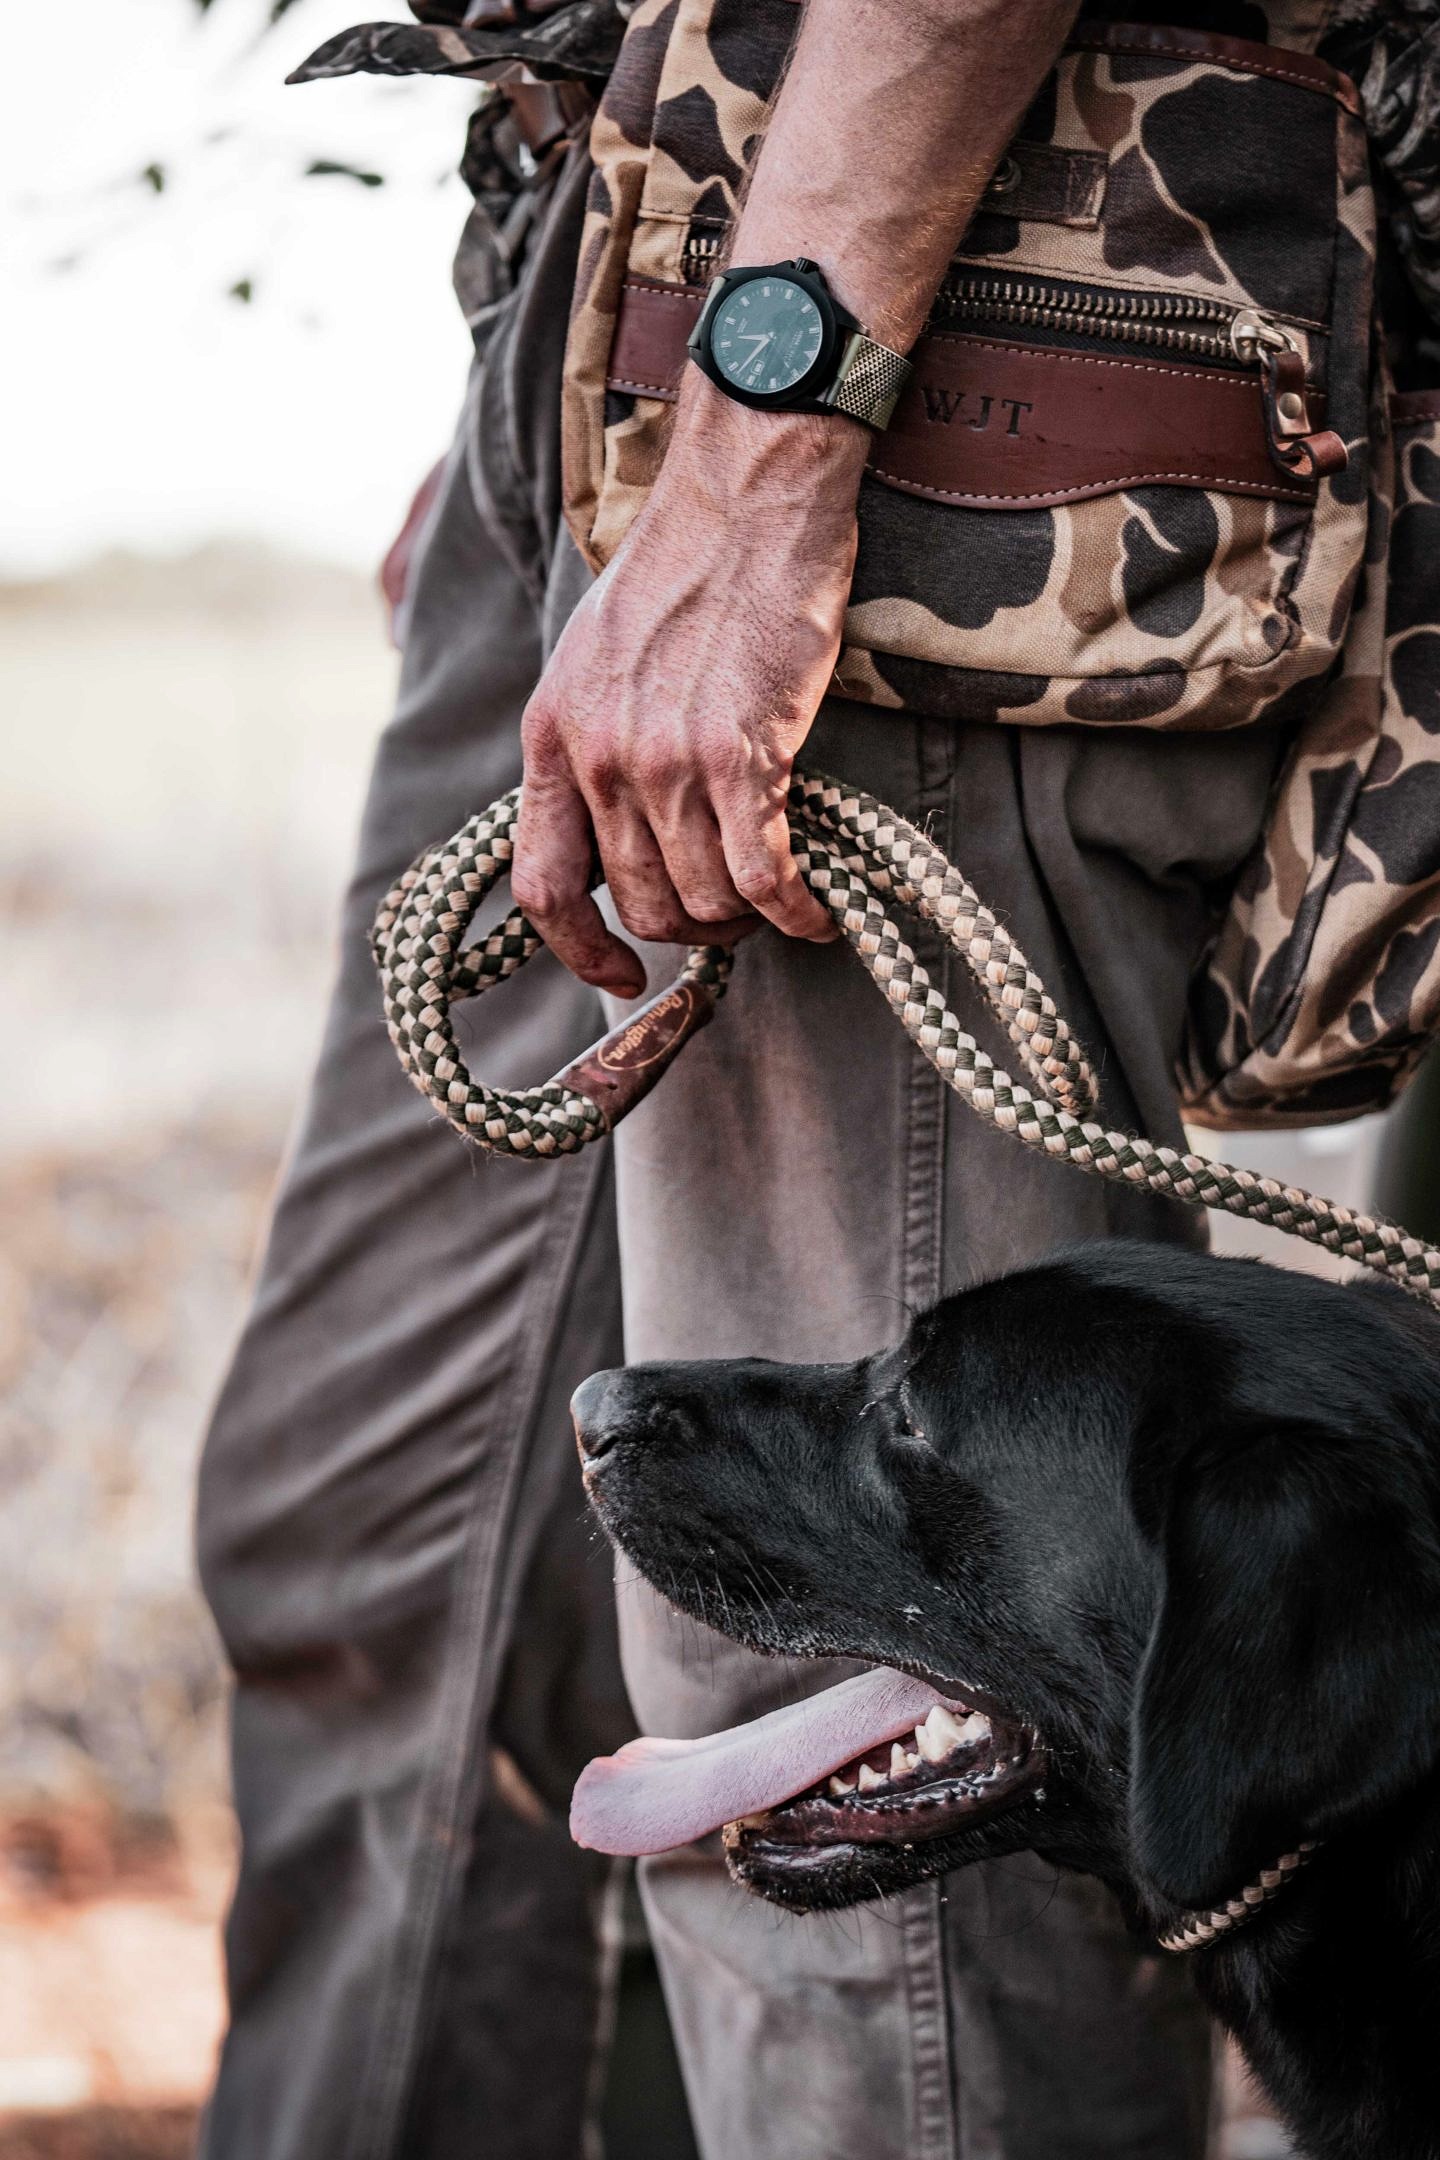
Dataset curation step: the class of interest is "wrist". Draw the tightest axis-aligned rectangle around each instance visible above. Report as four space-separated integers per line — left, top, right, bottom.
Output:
660 373 870 516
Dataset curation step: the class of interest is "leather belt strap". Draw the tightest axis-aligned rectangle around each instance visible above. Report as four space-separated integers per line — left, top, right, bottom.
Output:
608 278 1318 508
1392 388 1440 426
506 78 595 159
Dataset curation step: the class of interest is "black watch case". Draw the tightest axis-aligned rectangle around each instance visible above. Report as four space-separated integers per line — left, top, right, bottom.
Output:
686 258 857 413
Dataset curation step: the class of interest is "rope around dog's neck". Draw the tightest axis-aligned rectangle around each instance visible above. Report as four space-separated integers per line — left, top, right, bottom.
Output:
374 770 1440 1313
1158 1840 1321 1954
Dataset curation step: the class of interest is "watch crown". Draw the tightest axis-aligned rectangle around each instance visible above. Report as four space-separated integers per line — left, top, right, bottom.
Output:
792 256 817 275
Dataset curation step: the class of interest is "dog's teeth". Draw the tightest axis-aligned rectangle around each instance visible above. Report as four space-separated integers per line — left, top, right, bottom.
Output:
957 1712 992 1747
828 1774 855 1798
918 1705 966 1761
891 1743 910 1777
735 1812 770 1830
857 1763 884 1793
905 1749 920 1771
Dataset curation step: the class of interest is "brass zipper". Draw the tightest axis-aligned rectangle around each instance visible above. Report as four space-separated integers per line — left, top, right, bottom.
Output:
682 252 1298 366
682 254 1306 374
934 273 1302 368
935 273 1338 476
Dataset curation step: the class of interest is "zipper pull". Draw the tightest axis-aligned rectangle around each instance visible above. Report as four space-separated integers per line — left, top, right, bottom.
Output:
1231 309 1347 480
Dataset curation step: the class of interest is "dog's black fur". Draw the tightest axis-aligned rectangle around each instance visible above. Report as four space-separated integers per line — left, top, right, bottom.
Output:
576 1242 1440 2160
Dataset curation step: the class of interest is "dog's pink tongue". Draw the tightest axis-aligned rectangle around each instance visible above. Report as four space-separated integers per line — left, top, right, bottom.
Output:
570 1668 946 1857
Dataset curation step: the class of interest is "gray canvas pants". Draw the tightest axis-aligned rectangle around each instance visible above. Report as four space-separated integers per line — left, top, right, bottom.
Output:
197 145 1285 2160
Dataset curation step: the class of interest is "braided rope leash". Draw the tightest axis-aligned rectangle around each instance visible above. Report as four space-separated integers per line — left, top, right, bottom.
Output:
373 785 733 1156
1158 1841 1322 1956
373 770 1440 1312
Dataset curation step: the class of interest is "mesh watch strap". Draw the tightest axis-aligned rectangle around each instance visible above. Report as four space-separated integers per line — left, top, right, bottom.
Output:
826 330 914 429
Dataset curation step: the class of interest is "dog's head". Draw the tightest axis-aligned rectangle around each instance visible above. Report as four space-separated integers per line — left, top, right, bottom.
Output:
574 1243 1440 1922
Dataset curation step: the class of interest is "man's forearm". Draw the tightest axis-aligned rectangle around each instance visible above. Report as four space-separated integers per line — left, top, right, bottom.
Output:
513 0 1081 988
664 0 1079 478
737 0 1079 349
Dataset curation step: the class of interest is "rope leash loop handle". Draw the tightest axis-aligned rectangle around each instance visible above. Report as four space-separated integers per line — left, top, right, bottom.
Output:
374 771 1440 1312
371 784 733 1157
370 770 1090 1159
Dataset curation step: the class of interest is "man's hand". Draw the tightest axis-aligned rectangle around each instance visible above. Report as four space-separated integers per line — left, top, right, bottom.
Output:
513 396 859 996
513 0 1079 995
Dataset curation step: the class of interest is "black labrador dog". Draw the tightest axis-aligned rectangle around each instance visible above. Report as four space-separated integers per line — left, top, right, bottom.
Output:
570 1241 1440 2160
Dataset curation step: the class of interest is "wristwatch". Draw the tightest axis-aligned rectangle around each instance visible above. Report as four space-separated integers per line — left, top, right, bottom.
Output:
686 258 913 430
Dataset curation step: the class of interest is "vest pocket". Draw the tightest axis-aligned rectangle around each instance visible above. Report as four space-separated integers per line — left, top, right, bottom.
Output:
564 12 1377 732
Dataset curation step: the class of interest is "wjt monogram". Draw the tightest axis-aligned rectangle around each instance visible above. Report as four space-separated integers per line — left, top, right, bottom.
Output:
920 385 1035 436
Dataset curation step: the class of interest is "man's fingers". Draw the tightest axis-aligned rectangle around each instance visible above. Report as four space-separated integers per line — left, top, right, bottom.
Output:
512 775 645 996
592 804 750 948
648 798 751 928
717 789 838 943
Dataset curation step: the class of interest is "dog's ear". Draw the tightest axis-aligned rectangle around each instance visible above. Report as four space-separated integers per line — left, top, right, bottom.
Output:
1131 1417 1440 1910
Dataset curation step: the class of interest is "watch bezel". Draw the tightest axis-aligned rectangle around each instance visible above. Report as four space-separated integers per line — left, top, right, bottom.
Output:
688 261 848 412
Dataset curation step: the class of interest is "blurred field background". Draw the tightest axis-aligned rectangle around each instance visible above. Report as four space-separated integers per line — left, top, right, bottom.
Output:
0 545 395 2152
2 0 464 2147
0 3 1421 2157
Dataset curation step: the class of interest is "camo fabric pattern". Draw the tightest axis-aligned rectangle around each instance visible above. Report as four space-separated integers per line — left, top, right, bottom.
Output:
290 4 628 89
560 0 788 564
1181 395 1440 1124
562 4 1379 731
1321 0 1440 326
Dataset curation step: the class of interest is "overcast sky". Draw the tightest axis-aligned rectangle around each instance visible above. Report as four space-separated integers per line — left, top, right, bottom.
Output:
1 0 478 575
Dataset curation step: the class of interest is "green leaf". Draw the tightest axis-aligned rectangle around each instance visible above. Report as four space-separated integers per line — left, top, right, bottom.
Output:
191 0 310 15
228 277 255 303
141 162 166 194
304 159 385 188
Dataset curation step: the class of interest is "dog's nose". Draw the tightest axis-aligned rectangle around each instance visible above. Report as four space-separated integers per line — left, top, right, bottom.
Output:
572 1369 630 1463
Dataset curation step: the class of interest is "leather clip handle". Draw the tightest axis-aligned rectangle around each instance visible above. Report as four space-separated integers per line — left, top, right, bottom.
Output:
556 977 719 1132
1262 348 1348 479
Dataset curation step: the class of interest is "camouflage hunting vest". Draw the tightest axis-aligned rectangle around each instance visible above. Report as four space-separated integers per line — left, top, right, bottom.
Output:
296 1 1440 1123
565 1 1402 727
